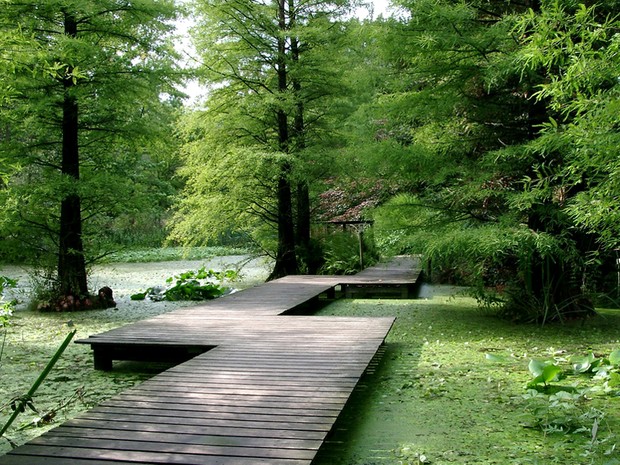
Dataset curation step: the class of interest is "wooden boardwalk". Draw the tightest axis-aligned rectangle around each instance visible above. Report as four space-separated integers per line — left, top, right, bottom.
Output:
0 256 420 465
340 255 421 298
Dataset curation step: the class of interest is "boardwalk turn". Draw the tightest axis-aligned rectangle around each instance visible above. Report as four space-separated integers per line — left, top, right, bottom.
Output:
0 256 420 465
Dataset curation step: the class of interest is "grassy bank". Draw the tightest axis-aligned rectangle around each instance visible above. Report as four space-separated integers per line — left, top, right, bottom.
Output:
2 285 620 463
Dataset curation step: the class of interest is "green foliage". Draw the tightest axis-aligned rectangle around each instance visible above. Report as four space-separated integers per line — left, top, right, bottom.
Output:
522 389 604 438
512 1 620 253
343 0 620 321
163 268 237 301
130 267 238 302
318 232 365 275
171 0 361 273
0 0 184 275
484 345 620 457
521 349 620 441
168 126 287 250
527 359 565 391
571 352 606 375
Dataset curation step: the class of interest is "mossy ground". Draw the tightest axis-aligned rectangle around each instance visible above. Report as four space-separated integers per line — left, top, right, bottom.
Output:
2 279 620 463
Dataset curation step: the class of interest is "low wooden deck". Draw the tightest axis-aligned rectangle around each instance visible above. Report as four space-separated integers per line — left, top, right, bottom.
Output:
0 256 420 465
340 255 421 298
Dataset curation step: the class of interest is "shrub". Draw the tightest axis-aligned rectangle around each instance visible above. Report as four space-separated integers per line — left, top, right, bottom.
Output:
131 267 238 302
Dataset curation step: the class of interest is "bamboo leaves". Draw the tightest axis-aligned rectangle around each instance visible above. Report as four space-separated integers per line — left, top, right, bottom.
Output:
0 330 76 440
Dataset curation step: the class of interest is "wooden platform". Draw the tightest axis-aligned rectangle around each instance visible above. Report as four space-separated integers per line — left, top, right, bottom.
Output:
0 256 420 465
340 255 421 298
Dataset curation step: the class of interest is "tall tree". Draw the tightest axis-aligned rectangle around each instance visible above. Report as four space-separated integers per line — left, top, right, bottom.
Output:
59 11 87 297
172 0 356 278
0 0 182 298
0 23 36 185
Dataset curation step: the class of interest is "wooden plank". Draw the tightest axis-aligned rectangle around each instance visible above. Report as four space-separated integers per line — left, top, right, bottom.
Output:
87 406 337 425
0 457 139 465
25 436 318 461
149 375 358 389
46 427 323 451
135 379 358 394
99 391 349 410
62 417 329 440
71 412 335 432
100 399 341 418
339 255 421 298
6 445 311 465
113 392 346 411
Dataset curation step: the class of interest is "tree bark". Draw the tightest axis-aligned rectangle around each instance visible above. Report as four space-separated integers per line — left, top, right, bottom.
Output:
268 0 298 279
516 209 594 322
269 161 298 279
288 4 314 272
58 11 88 296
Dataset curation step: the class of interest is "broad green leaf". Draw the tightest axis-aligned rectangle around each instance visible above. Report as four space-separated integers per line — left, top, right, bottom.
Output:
485 353 508 363
528 359 547 377
609 350 620 367
130 292 147 301
527 361 562 388
571 353 595 373
527 374 546 388
542 364 563 384
550 390 577 401
609 372 620 388
529 359 559 374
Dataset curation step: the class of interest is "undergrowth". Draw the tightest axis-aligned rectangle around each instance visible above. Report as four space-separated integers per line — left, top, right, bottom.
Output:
130 267 238 301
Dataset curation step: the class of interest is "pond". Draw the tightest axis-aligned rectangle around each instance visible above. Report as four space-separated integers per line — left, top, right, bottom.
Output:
1 254 272 313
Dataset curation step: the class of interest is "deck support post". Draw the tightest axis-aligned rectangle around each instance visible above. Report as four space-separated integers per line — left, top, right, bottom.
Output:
93 348 113 371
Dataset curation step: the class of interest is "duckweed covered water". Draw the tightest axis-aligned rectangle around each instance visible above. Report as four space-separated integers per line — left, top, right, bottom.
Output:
313 285 620 465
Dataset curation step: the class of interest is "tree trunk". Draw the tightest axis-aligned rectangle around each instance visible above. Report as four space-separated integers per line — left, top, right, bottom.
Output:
268 0 298 280
296 181 315 270
510 208 595 322
58 11 88 296
269 161 298 280
288 4 313 272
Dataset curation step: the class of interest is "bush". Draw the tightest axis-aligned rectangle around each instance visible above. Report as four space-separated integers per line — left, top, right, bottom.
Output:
131 267 238 302
0 277 17 328
318 230 378 275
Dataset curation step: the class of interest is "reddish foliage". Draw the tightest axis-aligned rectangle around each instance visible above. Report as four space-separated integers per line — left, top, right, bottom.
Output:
316 178 395 222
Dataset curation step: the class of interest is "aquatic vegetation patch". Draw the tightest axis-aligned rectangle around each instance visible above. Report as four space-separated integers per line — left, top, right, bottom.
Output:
130 267 238 301
313 287 620 465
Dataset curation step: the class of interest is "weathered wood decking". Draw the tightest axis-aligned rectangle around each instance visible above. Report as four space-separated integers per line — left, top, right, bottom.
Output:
0 256 420 465
340 255 421 298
